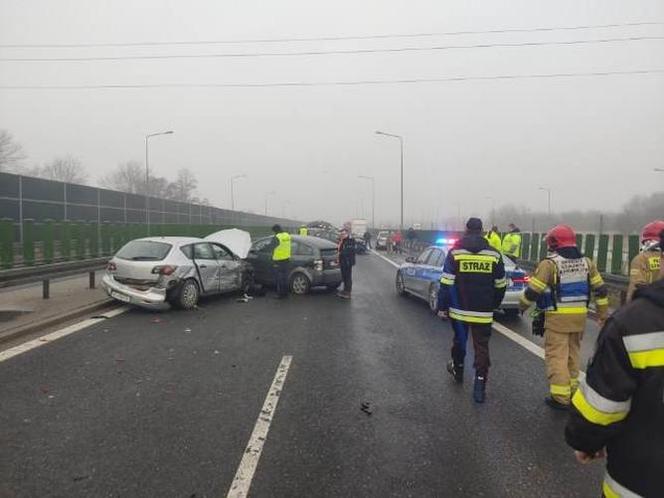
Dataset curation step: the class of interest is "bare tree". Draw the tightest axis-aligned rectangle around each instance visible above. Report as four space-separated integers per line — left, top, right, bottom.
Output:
169 168 198 202
0 129 26 172
40 155 88 184
100 160 145 193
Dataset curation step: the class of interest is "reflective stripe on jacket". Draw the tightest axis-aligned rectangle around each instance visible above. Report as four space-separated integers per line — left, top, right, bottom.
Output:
565 280 664 498
272 232 292 261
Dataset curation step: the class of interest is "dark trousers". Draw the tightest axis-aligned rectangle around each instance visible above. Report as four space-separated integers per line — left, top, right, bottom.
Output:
340 260 353 293
274 260 290 297
450 319 492 378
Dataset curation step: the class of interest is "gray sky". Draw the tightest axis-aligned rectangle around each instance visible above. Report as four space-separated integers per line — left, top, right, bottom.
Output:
1 0 663 226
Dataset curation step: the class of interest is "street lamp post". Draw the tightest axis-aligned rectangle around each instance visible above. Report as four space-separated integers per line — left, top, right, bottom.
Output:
230 174 247 211
375 130 404 231
538 186 552 217
145 130 174 234
357 175 375 229
264 191 276 216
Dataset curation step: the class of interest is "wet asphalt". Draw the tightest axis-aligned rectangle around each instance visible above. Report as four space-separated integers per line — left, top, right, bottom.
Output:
0 253 605 497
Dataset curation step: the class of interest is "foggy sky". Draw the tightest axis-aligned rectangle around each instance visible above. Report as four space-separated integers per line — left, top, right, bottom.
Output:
1 0 663 227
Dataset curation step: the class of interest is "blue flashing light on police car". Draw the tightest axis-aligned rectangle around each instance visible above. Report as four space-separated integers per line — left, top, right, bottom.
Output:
436 238 457 246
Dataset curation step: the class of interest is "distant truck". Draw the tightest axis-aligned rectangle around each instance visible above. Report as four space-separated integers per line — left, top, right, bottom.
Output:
350 219 368 238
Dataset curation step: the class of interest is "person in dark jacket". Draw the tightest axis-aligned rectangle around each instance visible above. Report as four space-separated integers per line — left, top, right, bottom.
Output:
565 230 664 498
437 217 506 403
337 228 356 299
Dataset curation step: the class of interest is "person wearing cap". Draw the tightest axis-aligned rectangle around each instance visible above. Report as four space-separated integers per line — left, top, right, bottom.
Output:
437 217 506 403
626 220 664 301
565 228 664 498
519 225 609 410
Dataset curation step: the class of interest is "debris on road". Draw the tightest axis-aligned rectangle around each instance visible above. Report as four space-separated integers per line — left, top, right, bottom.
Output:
184 328 192 334
361 401 373 416
214 350 220 355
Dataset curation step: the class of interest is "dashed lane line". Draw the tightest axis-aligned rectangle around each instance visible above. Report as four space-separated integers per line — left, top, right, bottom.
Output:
370 250 586 377
227 355 293 498
0 306 129 363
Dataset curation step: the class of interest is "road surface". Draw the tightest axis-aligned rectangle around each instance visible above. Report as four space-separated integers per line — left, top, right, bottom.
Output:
0 252 604 497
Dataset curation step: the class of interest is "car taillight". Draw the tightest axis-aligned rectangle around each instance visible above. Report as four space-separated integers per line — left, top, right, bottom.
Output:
152 265 177 275
512 276 528 284
106 262 117 272
314 259 323 272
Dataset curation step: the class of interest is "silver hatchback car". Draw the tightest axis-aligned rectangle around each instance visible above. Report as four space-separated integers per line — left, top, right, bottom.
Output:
102 234 253 310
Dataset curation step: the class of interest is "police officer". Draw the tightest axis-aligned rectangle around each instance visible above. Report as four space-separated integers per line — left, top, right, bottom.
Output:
267 224 292 298
438 217 506 403
299 225 309 236
501 223 522 259
519 225 609 410
485 225 502 253
626 219 664 301
565 229 664 497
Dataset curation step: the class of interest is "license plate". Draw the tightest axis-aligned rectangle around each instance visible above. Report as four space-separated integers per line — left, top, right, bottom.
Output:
111 291 131 303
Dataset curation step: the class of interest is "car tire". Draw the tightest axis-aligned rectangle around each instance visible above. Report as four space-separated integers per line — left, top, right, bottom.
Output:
396 271 406 296
428 283 439 313
175 279 200 310
290 272 311 295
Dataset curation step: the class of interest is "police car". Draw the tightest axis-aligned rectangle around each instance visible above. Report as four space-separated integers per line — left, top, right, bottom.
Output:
395 239 528 316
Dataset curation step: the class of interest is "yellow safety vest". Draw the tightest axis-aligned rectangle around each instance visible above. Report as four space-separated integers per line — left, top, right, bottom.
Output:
299 227 308 236
485 232 502 253
273 232 292 261
502 232 521 258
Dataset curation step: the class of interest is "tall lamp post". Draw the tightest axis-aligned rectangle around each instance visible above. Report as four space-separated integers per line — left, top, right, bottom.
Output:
538 186 552 217
358 175 375 229
145 130 174 234
375 130 404 231
230 174 247 210
264 191 276 216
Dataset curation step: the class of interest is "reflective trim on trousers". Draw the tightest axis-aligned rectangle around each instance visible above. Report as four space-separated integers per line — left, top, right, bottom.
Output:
603 472 643 498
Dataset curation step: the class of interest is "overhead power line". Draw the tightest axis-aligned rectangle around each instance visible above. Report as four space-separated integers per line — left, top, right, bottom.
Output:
1 68 662 90
0 21 662 49
1 35 662 62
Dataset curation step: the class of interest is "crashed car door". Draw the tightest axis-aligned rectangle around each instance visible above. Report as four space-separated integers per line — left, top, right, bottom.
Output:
193 243 221 294
211 243 241 292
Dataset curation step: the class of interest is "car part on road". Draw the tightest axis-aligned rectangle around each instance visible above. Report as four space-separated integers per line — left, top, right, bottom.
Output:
290 272 311 295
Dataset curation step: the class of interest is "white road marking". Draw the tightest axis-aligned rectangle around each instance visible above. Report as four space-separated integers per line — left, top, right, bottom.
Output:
0 306 128 363
370 249 400 268
227 355 293 498
372 252 587 378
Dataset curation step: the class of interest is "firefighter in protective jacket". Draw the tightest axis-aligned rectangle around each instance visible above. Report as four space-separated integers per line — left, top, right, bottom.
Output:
565 229 664 498
438 217 506 403
626 220 663 301
519 225 609 410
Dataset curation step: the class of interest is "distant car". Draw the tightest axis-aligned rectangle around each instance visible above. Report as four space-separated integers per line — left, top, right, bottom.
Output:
395 245 528 316
102 232 253 310
375 231 390 250
247 235 342 294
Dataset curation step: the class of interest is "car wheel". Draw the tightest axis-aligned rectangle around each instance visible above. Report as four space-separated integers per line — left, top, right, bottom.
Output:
177 279 200 310
396 271 406 296
428 283 439 313
290 272 311 295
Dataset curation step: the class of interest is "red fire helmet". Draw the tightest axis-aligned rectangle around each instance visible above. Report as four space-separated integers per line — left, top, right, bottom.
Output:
641 220 664 243
546 224 577 250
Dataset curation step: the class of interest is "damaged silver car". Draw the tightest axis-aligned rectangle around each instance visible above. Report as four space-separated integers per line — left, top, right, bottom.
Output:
102 231 253 310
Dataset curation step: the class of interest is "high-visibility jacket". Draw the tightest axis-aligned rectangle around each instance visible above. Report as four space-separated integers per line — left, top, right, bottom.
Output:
519 252 608 333
565 279 664 498
501 231 521 258
485 231 502 253
627 249 661 301
438 234 506 324
272 232 292 261
299 227 308 236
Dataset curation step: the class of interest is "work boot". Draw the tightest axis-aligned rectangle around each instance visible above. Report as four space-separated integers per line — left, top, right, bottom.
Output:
473 376 486 403
446 360 463 384
545 397 570 411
